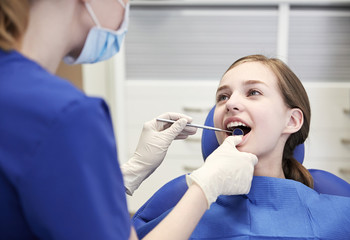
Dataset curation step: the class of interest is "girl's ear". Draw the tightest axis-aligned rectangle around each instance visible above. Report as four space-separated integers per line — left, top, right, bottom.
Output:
284 108 303 134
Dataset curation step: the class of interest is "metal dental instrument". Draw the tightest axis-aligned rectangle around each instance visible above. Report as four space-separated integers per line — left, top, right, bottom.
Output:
156 118 243 135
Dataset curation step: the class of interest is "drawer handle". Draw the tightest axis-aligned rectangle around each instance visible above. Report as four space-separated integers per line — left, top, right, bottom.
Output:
185 137 201 143
341 138 350 145
339 168 350 175
183 165 199 172
182 107 211 113
344 108 350 115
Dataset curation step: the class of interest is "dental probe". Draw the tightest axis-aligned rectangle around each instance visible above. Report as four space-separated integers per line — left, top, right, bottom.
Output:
156 118 244 135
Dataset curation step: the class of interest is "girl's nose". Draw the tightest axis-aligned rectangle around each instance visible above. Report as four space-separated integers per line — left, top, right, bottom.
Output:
226 92 244 113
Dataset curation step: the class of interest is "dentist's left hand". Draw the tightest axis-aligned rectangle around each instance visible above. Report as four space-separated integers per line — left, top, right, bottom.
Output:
121 112 197 195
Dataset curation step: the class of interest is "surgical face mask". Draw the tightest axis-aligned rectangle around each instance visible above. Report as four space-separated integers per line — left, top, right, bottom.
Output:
64 0 129 64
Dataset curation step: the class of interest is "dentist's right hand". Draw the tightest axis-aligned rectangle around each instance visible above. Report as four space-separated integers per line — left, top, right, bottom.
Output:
186 135 258 208
121 112 197 195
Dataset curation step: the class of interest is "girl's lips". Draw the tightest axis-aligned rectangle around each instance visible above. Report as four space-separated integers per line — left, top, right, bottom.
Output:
223 117 251 136
223 117 249 128
223 127 251 147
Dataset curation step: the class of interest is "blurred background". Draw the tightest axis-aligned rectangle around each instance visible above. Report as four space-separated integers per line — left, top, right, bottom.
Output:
57 0 350 214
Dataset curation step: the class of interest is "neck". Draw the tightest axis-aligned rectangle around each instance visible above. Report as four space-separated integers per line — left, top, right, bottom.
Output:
21 27 64 73
253 135 290 179
253 148 286 179
20 1 86 73
254 161 285 179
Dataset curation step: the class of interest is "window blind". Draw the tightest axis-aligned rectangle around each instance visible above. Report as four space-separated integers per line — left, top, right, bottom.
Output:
125 5 278 80
289 6 350 82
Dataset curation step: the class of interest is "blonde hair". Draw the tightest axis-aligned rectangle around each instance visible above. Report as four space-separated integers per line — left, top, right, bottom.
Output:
0 0 30 50
225 55 314 188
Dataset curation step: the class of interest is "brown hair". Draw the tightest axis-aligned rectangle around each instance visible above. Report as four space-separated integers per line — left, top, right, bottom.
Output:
0 0 30 51
225 54 313 188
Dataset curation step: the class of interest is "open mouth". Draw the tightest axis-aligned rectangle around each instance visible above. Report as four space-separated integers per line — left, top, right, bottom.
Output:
226 122 251 136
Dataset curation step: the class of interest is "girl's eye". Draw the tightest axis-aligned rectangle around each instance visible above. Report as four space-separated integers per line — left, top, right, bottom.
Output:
216 94 230 102
247 89 261 96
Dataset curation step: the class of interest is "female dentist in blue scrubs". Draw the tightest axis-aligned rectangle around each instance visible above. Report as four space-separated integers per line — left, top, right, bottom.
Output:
0 0 258 239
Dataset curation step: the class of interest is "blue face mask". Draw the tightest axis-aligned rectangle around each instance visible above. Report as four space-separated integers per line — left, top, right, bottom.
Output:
64 1 129 64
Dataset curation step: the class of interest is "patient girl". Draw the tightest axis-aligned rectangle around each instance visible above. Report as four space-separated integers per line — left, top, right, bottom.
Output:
135 55 350 239
213 54 313 187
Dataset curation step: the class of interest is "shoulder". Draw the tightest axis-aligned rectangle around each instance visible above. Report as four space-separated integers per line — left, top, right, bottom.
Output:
0 50 112 161
1 49 111 124
0 50 87 111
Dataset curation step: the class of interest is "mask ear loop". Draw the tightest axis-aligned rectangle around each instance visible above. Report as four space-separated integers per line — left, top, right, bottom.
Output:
84 2 101 27
117 0 126 9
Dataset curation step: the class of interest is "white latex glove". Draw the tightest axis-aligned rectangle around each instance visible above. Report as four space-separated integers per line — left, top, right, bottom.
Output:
121 112 197 195
186 135 258 208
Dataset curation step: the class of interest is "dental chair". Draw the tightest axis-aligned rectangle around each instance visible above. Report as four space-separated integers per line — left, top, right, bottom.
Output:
132 106 350 230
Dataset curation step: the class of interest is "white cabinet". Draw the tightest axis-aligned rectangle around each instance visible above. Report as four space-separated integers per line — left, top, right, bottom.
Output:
125 81 217 158
303 85 350 182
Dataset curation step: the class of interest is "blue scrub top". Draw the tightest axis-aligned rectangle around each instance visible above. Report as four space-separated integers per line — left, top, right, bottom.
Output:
136 176 350 239
0 50 131 239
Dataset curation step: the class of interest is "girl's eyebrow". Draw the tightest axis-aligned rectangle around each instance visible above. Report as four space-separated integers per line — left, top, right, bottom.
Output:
216 80 268 94
244 79 268 87
216 85 230 94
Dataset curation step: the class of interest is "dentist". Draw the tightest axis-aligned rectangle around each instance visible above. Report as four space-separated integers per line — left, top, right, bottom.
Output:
0 0 258 239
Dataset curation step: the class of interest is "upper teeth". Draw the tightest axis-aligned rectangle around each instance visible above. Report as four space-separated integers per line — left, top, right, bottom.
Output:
227 121 247 129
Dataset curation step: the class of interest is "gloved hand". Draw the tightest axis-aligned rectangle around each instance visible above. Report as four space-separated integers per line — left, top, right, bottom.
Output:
121 112 197 195
186 135 258 208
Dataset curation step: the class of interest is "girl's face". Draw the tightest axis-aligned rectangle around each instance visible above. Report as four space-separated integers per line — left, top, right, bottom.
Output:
214 62 297 161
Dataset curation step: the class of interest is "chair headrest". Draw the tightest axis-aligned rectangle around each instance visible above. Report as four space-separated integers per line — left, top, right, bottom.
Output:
201 106 305 163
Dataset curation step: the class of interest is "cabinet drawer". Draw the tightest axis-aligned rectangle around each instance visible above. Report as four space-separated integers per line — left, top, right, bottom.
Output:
125 127 204 160
125 81 218 121
125 81 218 158
303 159 350 183
303 86 350 166
305 86 350 129
306 128 350 159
